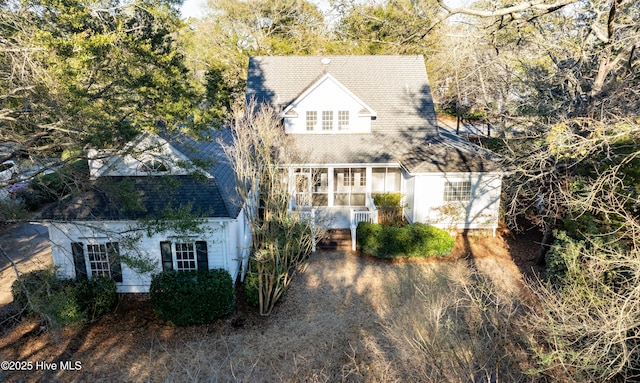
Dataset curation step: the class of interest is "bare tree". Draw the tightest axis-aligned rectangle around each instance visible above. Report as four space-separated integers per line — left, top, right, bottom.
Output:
222 100 315 316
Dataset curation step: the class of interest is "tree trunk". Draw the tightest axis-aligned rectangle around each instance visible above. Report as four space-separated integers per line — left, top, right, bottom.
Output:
535 222 555 266
456 104 461 135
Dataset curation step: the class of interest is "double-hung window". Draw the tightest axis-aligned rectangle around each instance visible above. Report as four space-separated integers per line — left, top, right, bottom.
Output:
322 111 334 130
174 242 197 271
338 111 349 130
71 242 123 282
306 111 317 131
160 241 208 272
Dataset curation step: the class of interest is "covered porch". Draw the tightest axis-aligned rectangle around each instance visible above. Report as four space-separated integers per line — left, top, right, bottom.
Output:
287 165 402 230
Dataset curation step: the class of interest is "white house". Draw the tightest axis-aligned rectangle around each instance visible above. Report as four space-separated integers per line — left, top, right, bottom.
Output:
246 55 503 233
41 55 502 293
41 130 252 293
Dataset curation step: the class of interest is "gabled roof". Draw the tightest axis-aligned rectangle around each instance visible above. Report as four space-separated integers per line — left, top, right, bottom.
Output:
247 55 436 134
88 131 196 179
40 176 229 221
402 132 503 173
279 73 376 118
160 128 242 218
247 55 502 173
42 128 244 222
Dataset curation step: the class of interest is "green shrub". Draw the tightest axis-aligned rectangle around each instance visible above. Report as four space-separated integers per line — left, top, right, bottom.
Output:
410 223 457 257
373 193 404 226
357 221 383 255
76 277 117 321
357 222 455 258
150 269 235 326
244 270 260 307
373 192 402 207
11 269 117 329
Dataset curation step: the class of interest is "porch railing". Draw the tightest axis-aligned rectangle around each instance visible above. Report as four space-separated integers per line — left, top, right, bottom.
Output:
349 196 378 251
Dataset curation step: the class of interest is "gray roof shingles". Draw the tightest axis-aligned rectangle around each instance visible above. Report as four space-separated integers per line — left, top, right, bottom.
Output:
40 175 229 221
403 133 503 173
42 55 501 222
246 55 500 172
162 128 243 218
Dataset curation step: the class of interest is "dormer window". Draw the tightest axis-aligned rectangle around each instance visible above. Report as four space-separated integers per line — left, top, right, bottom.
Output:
278 73 377 135
306 111 317 131
139 159 168 173
338 111 349 130
322 111 334 130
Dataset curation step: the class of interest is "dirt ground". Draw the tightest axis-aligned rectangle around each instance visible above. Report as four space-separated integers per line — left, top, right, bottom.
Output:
0 228 541 383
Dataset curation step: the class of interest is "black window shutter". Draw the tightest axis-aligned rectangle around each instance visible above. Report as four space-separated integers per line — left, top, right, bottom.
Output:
106 242 123 283
72 242 88 280
160 241 173 271
195 241 208 271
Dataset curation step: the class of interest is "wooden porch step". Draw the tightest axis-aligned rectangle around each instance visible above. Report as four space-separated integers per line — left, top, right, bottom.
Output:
317 229 353 251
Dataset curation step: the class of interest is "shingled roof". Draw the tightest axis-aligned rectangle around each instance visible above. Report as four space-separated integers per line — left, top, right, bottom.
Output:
247 55 439 165
40 176 229 221
161 128 243 218
247 55 437 130
402 132 503 173
247 55 501 172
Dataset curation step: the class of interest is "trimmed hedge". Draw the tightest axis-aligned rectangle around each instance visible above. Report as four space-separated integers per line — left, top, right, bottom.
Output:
150 269 235 326
357 222 455 258
11 269 117 328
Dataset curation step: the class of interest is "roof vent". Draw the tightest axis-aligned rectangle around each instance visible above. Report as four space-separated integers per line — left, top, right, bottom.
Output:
320 58 331 65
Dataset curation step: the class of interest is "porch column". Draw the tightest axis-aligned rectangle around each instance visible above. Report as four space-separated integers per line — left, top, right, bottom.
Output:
365 167 373 204
287 167 295 210
327 166 334 207
287 167 294 194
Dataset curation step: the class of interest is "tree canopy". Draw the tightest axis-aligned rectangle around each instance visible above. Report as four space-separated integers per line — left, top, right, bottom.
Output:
1 0 199 166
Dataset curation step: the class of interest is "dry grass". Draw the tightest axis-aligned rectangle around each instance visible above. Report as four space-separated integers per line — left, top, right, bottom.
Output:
0 233 539 382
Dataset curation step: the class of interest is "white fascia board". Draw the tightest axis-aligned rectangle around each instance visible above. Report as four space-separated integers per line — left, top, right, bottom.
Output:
41 217 235 229
281 162 401 168
404 170 505 177
279 73 377 118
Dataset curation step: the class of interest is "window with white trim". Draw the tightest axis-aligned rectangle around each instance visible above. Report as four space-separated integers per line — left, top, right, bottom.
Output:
306 111 317 131
322 111 334 130
344 170 354 187
139 159 168 173
174 242 197 271
338 111 349 130
71 241 123 282
160 241 209 272
87 244 111 278
444 181 472 202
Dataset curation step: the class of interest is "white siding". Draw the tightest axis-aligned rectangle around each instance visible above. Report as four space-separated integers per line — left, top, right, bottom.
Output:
225 209 249 282
47 217 246 293
283 77 373 134
409 172 502 230
402 171 416 223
